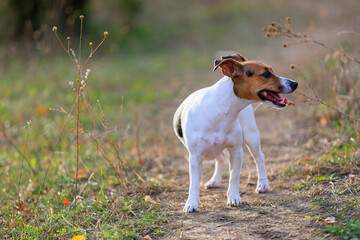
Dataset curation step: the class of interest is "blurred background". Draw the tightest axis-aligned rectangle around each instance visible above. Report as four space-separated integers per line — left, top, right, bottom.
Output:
0 0 358 124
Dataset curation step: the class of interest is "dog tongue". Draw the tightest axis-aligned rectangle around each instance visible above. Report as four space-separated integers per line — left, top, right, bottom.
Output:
263 91 288 105
266 91 282 101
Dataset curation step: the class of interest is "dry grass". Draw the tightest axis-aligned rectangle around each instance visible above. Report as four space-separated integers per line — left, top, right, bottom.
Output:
266 18 360 239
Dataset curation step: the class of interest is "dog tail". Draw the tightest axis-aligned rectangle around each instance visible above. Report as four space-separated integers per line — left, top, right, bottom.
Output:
173 104 185 140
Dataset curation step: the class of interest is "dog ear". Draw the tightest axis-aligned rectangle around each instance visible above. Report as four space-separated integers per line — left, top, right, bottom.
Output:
214 59 222 68
221 53 248 62
213 59 243 78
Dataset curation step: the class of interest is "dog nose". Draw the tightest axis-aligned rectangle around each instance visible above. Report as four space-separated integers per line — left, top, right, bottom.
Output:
290 81 298 91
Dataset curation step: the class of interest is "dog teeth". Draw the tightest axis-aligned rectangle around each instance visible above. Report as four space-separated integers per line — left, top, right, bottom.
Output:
263 91 267 96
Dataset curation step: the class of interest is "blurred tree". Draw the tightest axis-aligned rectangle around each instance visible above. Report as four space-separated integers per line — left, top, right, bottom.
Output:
9 0 88 41
10 0 45 40
47 0 88 35
119 0 144 33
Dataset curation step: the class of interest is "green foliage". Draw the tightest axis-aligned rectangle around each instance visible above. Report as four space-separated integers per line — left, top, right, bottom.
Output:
324 218 360 239
3 196 170 239
283 143 360 239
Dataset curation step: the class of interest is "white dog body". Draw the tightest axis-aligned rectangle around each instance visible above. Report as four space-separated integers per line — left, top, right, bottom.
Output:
173 54 297 213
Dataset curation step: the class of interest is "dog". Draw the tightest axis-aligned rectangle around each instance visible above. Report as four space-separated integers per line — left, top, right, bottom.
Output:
173 53 298 213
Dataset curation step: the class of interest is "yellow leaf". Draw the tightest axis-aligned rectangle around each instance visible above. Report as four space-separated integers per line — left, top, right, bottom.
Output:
144 195 159 205
34 105 49 117
72 169 88 180
30 158 36 168
324 216 336 224
319 117 328 126
71 235 86 240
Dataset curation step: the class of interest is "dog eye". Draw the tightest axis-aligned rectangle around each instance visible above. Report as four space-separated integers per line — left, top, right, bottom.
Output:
262 71 271 78
246 71 253 77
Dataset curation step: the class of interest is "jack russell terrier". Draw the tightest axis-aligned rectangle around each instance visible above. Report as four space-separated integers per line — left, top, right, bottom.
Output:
173 53 298 213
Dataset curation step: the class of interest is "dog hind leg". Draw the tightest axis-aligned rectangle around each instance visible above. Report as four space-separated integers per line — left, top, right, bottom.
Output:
204 150 227 188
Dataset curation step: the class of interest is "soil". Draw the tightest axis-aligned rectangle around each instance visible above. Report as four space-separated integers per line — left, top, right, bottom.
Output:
153 105 322 239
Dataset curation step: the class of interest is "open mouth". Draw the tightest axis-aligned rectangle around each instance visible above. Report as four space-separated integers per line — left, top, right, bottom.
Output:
258 90 289 107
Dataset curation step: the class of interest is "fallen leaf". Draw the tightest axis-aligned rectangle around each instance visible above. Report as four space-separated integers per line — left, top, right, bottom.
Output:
144 195 159 205
72 169 88 180
15 204 31 213
63 198 69 207
324 216 336 224
71 235 86 240
319 117 328 126
312 190 320 196
142 235 152 240
34 105 49 117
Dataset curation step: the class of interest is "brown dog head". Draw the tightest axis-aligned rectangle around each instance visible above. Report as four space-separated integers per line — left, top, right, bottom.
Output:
214 53 298 108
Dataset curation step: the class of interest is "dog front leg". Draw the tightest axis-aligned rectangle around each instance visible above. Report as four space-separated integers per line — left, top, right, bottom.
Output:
227 147 243 207
243 131 269 193
184 154 203 213
238 105 269 193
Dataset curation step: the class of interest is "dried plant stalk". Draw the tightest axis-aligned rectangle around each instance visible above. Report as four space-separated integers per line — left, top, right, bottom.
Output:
264 18 360 123
52 15 108 224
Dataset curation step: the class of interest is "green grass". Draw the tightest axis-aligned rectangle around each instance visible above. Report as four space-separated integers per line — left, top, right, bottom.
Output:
283 140 360 239
323 218 360 240
4 195 172 239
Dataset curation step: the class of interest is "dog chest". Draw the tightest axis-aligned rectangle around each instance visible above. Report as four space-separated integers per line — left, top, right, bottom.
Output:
198 133 233 160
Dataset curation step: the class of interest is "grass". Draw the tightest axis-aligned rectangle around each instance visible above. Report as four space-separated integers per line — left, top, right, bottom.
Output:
284 144 360 239
266 15 360 239
5 195 172 239
1 16 182 239
282 116 360 239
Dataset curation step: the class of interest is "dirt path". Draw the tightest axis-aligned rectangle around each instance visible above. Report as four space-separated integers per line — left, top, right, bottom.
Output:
157 105 320 239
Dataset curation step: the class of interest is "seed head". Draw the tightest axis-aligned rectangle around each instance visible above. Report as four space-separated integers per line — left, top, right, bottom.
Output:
262 27 267 32
266 33 271 38
290 64 296 70
79 15 84 20
286 17 291 23
104 31 108 37
270 22 275 27
89 42 93 47
282 43 287 48
52 26 57 32
80 87 84 91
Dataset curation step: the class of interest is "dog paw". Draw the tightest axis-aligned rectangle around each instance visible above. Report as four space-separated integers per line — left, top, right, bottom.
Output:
255 179 270 193
227 193 242 207
183 201 198 213
183 203 198 213
204 178 221 189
